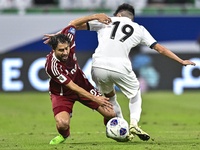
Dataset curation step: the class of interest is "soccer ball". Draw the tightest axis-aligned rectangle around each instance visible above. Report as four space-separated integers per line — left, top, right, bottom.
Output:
106 117 129 141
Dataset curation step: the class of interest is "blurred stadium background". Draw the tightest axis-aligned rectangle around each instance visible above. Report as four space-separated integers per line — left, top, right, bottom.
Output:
0 0 200 95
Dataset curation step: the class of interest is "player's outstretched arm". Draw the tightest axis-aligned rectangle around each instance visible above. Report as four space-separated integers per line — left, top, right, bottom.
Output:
65 80 113 110
153 43 196 66
42 13 111 43
69 13 111 30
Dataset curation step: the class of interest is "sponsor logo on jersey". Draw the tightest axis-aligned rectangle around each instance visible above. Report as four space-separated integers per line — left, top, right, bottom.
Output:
69 27 76 35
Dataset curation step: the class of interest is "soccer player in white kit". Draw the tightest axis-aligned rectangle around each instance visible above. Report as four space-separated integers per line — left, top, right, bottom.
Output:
86 3 196 141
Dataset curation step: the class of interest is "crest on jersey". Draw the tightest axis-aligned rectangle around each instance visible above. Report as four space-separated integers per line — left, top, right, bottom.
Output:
69 27 76 35
57 74 67 83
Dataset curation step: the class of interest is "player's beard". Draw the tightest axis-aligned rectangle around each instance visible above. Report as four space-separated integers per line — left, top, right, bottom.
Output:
61 54 68 62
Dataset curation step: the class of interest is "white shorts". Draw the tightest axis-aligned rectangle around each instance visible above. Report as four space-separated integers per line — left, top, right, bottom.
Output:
91 67 140 99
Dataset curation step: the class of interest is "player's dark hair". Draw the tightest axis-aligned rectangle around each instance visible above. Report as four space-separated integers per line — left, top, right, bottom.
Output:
48 34 71 50
113 3 135 21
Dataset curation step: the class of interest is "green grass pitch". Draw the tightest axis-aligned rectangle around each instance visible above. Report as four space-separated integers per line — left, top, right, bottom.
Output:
0 91 199 150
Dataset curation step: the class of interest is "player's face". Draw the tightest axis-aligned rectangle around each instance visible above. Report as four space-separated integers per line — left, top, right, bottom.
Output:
54 42 70 62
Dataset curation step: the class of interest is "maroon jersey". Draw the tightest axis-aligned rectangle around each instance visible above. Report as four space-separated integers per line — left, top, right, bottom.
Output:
45 25 101 99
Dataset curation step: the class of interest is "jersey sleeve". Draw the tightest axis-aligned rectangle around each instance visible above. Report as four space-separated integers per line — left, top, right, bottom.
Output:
46 60 71 85
140 25 157 49
61 25 76 50
87 20 105 32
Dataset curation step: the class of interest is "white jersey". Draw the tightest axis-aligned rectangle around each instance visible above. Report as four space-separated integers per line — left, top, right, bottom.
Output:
88 17 157 74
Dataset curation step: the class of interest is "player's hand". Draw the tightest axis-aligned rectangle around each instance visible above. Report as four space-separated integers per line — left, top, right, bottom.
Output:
43 31 62 44
42 34 56 44
94 96 113 110
182 60 196 66
95 13 112 25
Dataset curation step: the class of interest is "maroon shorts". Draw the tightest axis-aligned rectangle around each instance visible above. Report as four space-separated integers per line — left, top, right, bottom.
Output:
51 93 100 116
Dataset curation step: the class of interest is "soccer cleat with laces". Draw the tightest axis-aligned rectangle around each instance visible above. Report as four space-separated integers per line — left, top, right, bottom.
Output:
129 125 150 141
49 134 67 145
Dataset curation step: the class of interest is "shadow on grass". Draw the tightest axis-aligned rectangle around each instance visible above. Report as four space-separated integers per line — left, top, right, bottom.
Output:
65 139 199 147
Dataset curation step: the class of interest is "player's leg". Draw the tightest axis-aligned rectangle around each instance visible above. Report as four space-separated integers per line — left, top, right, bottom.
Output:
104 89 124 119
111 71 150 141
50 107 71 145
91 67 124 119
129 89 142 126
55 110 71 138
50 94 73 144
129 89 150 141
91 68 134 142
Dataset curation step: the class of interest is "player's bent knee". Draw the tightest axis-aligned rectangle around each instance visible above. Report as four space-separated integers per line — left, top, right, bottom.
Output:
55 111 70 130
56 119 69 130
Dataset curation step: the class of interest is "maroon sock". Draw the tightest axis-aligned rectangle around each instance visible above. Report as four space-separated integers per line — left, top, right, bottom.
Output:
57 125 70 138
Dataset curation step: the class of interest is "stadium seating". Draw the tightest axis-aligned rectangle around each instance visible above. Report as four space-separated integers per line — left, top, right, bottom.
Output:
0 5 200 15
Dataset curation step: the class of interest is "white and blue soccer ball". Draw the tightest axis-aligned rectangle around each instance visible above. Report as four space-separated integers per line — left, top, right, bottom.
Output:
106 117 129 140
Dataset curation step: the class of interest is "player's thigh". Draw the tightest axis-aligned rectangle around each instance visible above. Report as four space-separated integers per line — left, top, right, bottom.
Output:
52 96 74 128
91 67 115 94
111 71 140 99
51 94 74 115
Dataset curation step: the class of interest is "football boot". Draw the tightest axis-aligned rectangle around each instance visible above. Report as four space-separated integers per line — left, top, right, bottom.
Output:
49 134 67 145
129 125 150 141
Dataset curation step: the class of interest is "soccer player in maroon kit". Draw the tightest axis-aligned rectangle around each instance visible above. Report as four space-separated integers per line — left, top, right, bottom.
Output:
44 14 116 145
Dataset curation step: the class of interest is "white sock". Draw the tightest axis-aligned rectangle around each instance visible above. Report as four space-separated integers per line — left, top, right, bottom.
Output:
109 94 124 119
129 89 142 126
